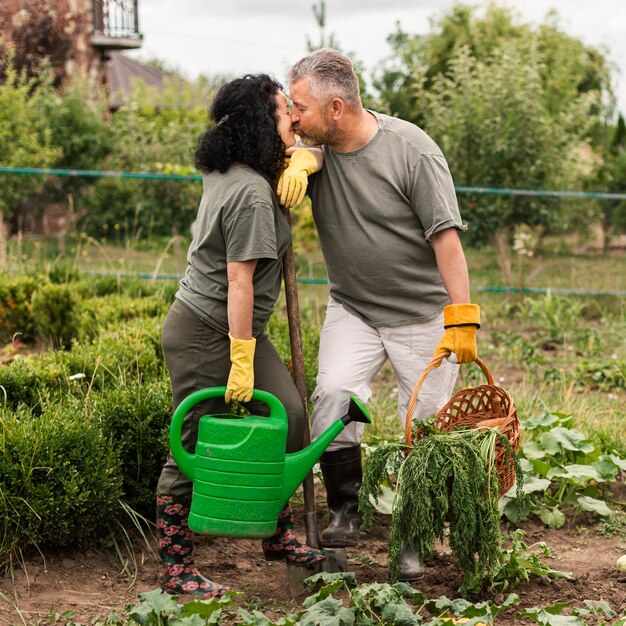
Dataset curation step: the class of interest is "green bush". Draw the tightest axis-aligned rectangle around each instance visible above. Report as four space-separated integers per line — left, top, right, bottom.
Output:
0 357 43 408
90 379 171 514
1 399 123 567
0 274 38 342
31 283 81 349
85 274 178 300
78 294 169 341
0 62 58 224
72 316 166 381
45 261 83 285
0 316 166 411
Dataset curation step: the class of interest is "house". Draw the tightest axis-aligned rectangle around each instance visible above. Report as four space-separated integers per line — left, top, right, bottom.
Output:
0 0 145 106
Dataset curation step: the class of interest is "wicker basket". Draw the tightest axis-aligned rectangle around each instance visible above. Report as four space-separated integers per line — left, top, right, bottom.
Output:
405 354 520 495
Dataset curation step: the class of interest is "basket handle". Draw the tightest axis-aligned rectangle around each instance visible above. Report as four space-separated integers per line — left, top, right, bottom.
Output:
404 353 494 446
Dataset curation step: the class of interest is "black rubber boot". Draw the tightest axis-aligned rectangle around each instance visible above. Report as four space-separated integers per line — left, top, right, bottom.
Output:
398 539 424 581
319 445 362 547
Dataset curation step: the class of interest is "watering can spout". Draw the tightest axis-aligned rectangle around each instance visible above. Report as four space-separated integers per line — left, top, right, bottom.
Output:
282 396 371 502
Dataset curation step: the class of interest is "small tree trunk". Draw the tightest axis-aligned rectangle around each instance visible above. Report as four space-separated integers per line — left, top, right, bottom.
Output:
492 226 513 287
601 207 613 255
0 211 7 270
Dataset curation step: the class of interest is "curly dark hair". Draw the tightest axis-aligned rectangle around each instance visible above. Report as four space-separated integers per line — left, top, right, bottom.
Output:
194 74 286 181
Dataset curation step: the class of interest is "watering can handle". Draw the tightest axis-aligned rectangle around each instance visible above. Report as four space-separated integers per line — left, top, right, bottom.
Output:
169 386 287 480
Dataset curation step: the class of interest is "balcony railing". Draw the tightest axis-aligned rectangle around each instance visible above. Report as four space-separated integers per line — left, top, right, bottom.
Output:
91 0 142 49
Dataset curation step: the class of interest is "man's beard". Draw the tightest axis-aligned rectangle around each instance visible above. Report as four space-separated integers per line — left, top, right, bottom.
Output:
296 123 343 148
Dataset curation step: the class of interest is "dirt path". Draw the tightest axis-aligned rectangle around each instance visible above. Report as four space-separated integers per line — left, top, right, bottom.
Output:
1 509 624 625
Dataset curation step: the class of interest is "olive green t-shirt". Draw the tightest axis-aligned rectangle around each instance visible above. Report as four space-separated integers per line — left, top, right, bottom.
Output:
176 164 291 337
310 111 466 327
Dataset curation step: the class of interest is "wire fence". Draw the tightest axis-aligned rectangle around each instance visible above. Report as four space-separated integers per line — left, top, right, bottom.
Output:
2 166 626 297
2 166 626 199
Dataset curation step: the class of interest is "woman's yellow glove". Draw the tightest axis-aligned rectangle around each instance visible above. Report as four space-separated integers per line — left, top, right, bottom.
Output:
433 304 481 365
276 149 318 208
225 332 256 403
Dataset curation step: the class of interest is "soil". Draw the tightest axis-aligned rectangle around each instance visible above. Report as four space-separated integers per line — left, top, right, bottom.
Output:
1 504 624 626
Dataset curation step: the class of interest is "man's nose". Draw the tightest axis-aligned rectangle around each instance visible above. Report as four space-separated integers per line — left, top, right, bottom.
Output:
290 109 300 122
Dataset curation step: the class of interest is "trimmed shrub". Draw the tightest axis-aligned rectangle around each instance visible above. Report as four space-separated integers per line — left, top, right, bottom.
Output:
1 399 123 567
90 379 171 514
45 262 83 285
31 283 81 349
0 274 38 342
0 316 166 411
78 294 169 341
0 353 63 414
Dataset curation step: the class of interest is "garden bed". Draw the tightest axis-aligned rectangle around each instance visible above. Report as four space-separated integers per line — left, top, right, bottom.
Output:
1 501 624 624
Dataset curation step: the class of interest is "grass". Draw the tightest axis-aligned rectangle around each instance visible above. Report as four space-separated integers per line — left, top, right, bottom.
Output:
3 234 625 455
5 233 187 277
1 234 625 624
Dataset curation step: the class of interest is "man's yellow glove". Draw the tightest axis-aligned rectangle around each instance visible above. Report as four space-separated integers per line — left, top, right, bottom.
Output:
433 304 480 365
276 149 318 208
225 332 256 403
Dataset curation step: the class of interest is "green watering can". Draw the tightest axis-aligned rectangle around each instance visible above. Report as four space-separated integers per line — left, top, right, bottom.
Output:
170 386 371 538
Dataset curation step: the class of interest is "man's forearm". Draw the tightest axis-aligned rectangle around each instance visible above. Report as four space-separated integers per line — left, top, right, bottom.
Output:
430 228 471 303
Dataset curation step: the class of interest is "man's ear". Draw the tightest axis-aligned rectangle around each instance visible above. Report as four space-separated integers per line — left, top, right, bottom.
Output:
329 97 345 120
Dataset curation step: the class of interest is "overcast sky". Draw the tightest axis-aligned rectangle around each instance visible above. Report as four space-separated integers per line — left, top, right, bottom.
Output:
127 0 626 115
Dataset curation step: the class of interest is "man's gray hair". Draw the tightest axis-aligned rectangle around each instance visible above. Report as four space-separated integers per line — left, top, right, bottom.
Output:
289 48 361 108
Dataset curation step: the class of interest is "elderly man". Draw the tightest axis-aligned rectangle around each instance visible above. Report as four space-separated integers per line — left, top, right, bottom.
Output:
286 48 480 581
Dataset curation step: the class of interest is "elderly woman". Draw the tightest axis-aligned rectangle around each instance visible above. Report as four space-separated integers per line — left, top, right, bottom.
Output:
156 74 322 598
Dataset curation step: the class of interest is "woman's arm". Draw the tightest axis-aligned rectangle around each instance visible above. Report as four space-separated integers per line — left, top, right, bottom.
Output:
225 259 258 403
227 259 258 338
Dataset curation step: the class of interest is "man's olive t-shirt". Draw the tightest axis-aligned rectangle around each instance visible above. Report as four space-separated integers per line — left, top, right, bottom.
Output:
176 164 291 337
309 111 466 327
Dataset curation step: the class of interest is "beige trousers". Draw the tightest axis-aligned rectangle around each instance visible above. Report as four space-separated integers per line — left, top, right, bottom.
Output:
311 298 458 451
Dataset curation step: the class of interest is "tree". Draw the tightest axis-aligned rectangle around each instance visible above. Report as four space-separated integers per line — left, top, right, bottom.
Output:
305 1 375 109
38 78 112 197
375 3 613 128
595 115 626 252
305 0 340 51
415 44 598 284
80 75 212 240
373 3 615 283
0 62 58 243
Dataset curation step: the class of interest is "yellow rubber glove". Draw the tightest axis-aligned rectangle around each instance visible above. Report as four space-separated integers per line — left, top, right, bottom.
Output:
276 149 318 208
433 304 481 365
225 332 256 403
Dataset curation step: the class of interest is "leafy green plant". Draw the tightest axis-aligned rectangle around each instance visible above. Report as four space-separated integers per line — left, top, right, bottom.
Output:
463 529 572 595
359 424 521 592
500 412 625 527
298 572 520 625
488 329 546 367
120 587 241 625
517 599 626 626
523 293 584 344
575 354 626 391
